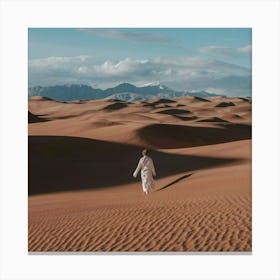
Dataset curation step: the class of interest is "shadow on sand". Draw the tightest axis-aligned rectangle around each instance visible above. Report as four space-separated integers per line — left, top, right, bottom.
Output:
28 111 49 123
156 173 193 192
29 136 243 195
137 123 251 149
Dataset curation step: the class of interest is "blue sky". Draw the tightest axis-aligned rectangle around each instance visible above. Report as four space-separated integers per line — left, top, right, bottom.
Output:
28 28 251 96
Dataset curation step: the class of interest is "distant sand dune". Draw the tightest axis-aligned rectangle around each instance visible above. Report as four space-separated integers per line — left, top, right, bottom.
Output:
192 96 210 102
28 96 251 125
156 108 191 115
28 111 49 123
216 102 235 107
103 102 128 110
136 123 251 149
150 98 177 105
238 97 250 102
197 117 229 123
29 96 55 101
174 115 197 121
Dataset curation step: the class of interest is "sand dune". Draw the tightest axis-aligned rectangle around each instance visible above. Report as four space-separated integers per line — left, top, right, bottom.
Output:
216 102 235 107
192 96 210 102
28 95 252 252
29 96 55 101
155 108 191 115
29 140 251 252
174 115 198 121
149 98 177 105
28 111 49 123
28 95 251 123
197 117 229 123
103 102 128 110
136 123 251 149
238 97 251 102
29 135 242 195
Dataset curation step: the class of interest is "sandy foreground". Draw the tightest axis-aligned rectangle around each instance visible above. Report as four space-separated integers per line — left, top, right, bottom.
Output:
28 96 251 252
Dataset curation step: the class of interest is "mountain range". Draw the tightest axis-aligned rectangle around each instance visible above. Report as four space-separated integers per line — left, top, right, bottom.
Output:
28 83 222 102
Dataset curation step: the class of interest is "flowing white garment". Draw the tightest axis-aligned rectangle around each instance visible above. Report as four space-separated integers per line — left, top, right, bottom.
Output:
133 156 156 192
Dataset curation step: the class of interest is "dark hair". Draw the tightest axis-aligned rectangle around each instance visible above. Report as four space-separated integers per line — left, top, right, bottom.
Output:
142 149 148 156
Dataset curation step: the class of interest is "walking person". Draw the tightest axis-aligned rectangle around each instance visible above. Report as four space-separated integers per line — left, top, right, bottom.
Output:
133 149 156 195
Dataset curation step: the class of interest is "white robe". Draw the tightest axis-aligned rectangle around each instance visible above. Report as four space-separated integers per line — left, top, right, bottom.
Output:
133 155 156 192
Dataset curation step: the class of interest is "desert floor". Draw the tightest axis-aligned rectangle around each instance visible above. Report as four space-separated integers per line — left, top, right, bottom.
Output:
28 96 251 252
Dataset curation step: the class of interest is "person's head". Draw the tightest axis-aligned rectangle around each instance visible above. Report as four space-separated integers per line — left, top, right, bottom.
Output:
142 149 148 156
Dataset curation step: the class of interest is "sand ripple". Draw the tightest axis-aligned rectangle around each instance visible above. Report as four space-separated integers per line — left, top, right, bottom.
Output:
29 149 252 252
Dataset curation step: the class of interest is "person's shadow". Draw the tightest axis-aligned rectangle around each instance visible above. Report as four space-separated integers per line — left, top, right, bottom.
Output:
156 173 193 192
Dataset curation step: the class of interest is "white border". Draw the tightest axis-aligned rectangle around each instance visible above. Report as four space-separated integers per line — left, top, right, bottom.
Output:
1 0 280 280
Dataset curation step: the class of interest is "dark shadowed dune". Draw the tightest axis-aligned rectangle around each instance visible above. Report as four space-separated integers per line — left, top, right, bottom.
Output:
103 102 128 110
197 117 229 123
239 97 250 102
216 102 235 107
136 123 251 149
174 115 197 121
193 96 210 102
156 109 191 115
220 123 252 133
142 99 176 107
28 135 241 195
28 111 49 123
151 98 176 105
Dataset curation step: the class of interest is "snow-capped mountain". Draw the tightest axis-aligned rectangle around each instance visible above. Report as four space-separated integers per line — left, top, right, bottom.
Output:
28 84 105 101
28 83 221 102
140 81 170 90
104 93 149 102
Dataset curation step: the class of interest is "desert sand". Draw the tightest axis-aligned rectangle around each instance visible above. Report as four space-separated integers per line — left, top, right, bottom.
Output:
28 96 251 252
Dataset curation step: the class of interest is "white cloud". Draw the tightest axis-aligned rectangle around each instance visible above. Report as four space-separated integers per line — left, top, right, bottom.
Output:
199 45 252 57
28 55 251 96
237 45 252 54
29 55 89 67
